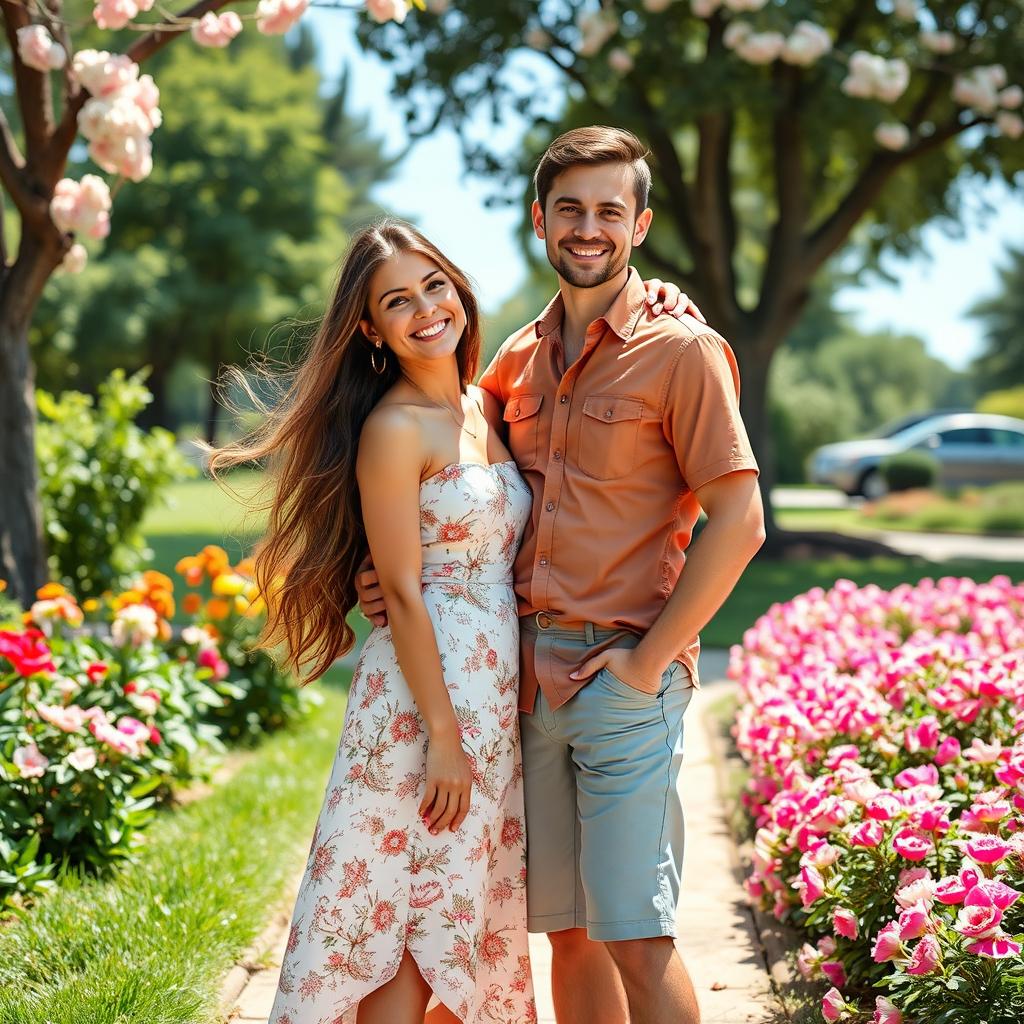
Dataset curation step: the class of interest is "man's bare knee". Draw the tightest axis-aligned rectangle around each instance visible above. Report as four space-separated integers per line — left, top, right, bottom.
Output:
547 926 592 957
605 935 675 975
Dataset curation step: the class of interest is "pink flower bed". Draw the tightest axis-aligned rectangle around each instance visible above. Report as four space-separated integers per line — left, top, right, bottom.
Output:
731 576 1024 1022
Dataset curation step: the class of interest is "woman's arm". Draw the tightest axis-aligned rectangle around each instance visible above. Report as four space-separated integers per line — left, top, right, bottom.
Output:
356 407 472 834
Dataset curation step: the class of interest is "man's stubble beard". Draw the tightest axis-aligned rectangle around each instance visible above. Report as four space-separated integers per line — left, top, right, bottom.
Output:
547 236 631 289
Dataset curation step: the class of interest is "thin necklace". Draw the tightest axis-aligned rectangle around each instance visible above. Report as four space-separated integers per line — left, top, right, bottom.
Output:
404 376 479 439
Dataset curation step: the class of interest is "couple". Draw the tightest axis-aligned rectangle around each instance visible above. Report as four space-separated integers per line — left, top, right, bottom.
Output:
212 125 763 1024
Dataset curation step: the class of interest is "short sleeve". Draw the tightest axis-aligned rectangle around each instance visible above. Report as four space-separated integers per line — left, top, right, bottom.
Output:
477 347 505 405
662 333 759 491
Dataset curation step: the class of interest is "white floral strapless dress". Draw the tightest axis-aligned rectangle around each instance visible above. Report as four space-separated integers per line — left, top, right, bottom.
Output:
268 461 537 1024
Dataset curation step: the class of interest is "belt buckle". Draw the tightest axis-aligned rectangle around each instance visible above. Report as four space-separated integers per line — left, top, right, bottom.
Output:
535 611 554 630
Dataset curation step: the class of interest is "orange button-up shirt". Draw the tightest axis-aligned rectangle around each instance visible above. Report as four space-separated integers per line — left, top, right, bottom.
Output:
478 268 759 713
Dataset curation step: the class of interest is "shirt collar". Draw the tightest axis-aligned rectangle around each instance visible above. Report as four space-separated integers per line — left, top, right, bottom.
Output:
533 267 647 345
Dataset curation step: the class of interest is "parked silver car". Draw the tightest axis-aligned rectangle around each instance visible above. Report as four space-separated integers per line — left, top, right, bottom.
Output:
809 413 1024 498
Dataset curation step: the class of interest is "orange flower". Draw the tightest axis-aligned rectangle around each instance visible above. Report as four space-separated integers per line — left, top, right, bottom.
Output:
142 570 174 593
204 623 222 641
157 619 172 642
0 579 7 593
111 590 144 611
82 598 100 613
205 597 231 620
235 557 256 578
36 582 67 600
175 555 204 587
182 593 202 615
147 587 175 620
201 545 230 578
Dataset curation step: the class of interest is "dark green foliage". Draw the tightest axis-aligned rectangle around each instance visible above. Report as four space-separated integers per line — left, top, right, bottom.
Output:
880 450 939 491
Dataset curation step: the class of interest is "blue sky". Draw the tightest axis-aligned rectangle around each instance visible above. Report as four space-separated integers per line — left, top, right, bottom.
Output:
309 10 1023 372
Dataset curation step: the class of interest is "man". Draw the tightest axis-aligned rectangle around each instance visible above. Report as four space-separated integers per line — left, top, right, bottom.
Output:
361 126 764 1024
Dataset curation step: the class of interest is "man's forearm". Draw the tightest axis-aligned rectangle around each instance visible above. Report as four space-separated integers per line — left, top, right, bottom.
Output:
633 509 765 677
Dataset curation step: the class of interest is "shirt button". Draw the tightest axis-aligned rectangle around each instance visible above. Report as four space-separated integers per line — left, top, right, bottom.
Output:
545 501 555 511
553 450 562 461
514 406 520 417
539 558 548 566
560 395 568 404
604 410 613 418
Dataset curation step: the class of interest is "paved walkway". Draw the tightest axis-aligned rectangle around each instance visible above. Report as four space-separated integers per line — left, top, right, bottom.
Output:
222 649 781 1024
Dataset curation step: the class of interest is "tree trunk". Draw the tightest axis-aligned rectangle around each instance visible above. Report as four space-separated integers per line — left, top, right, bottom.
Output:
734 336 779 538
0 236 64 607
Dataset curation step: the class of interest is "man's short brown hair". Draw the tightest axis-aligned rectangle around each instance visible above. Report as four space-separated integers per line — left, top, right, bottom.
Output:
534 126 652 216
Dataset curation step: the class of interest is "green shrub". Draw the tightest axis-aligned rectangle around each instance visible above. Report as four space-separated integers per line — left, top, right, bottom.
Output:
976 385 1024 420
980 507 1024 533
879 450 938 492
35 369 196 598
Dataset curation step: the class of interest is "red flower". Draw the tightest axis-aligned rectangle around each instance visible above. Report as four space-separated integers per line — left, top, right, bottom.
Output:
438 520 472 543
0 629 56 677
124 680 138 694
149 725 162 745
390 711 422 745
372 899 397 932
86 661 109 682
380 829 408 856
310 842 336 882
485 649 498 670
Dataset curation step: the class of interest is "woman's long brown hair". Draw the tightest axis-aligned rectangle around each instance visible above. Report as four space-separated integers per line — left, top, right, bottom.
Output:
203 219 482 684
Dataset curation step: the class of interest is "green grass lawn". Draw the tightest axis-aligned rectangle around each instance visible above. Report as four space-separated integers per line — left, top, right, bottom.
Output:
0 675 349 1024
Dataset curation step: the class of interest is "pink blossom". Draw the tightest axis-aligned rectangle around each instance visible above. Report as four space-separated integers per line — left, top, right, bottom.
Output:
935 874 970 905
37 702 86 733
821 987 845 1023
256 0 310 34
965 738 1003 764
892 828 932 862
865 793 902 820
906 933 941 975
833 907 858 940
849 820 884 847
904 716 940 752
366 0 409 23
966 933 1022 958
894 873 935 909
92 0 154 31
871 921 903 963
874 996 903 1024
965 834 1012 865
894 763 938 789
797 865 825 908
50 176 112 239
61 244 88 274
67 747 97 772
191 11 243 48
972 879 1021 912
897 901 932 940
13 742 49 779
934 735 961 766
16 26 67 72
821 961 846 988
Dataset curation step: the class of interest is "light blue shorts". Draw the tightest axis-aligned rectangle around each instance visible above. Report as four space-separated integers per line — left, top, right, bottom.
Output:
520 651 694 942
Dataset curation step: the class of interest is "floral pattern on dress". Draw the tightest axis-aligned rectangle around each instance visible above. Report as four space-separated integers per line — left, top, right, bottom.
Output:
269 461 536 1024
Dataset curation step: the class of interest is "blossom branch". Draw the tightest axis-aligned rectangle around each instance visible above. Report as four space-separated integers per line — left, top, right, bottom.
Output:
1 0 55 159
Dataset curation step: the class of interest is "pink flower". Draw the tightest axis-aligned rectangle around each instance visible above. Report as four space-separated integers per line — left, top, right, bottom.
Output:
892 828 932 862
934 735 961 766
906 933 941 975
821 987 845 1023
821 961 846 988
49 176 111 239
865 793 902 820
409 881 444 908
92 0 154 31
833 907 858 940
798 865 825 908
897 900 932 940
935 874 970 905
894 870 935 908
37 702 85 733
190 11 243 47
904 716 939 752
256 0 309 34
966 933 1022 958
16 25 67 72
965 738 1003 764
366 0 409 23
872 921 903 963
849 820 884 847
956 886 1004 938
67 746 97 772
13 742 49 779
965 835 1012 865
894 763 938 789
874 996 903 1024
972 879 1021 912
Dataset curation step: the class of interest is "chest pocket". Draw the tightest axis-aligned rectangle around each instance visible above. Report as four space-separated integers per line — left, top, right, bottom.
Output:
578 395 644 480
503 394 543 470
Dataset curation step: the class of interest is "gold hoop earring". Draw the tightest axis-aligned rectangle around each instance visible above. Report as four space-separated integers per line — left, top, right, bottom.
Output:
370 344 386 375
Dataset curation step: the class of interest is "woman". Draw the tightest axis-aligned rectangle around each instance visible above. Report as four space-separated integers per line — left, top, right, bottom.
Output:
207 219 689 1023
209 220 534 1024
